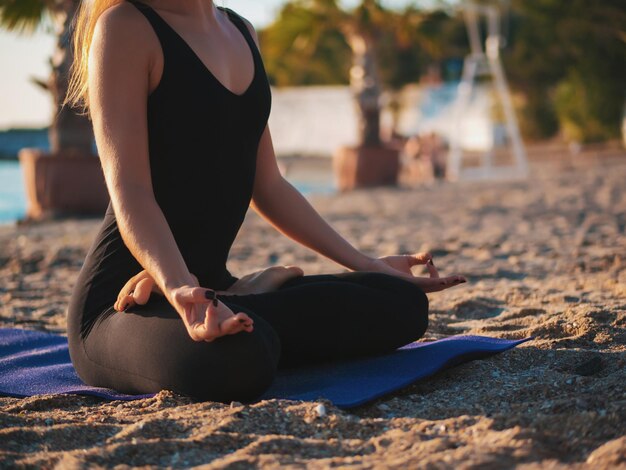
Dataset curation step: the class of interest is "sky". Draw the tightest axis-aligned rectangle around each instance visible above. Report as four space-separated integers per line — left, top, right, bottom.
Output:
0 0 429 129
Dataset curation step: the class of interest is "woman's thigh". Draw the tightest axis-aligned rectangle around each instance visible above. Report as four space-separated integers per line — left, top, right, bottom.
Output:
74 296 281 402
219 271 429 367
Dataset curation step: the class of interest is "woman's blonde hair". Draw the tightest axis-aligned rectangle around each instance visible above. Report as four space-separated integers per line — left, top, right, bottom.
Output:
64 0 125 115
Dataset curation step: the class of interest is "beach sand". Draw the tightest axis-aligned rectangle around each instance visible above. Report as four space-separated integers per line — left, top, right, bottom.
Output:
1 154 625 468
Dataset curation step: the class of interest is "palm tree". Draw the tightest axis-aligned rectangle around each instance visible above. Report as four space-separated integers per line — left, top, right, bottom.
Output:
265 0 386 146
340 0 387 147
1 0 105 220
1 0 94 155
262 0 443 189
263 0 437 147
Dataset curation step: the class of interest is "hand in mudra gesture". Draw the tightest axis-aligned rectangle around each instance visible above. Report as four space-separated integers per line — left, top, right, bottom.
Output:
113 266 303 342
114 265 304 313
366 252 466 293
113 272 253 342
169 286 253 342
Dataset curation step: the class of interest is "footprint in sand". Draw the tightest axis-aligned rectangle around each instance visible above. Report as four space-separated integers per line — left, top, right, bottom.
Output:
453 298 505 320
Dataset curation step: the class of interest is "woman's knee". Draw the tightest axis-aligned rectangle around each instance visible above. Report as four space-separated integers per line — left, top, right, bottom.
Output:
358 272 429 307
398 278 429 338
169 324 281 403
323 271 429 333
365 272 430 338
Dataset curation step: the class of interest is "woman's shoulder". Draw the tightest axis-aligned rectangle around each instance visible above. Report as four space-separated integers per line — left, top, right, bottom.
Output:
219 7 259 45
93 2 157 52
96 1 149 32
91 2 157 68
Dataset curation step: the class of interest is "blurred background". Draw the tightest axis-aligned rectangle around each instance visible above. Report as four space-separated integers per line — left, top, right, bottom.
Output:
1 0 625 223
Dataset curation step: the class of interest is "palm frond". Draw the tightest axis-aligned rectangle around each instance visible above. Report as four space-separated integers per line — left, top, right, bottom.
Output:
0 0 48 34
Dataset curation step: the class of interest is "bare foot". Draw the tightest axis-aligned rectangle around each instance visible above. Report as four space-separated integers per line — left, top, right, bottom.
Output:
224 265 304 296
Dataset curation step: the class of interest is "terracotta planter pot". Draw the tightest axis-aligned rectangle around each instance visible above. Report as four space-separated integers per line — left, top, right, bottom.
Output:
18 148 109 221
332 145 400 191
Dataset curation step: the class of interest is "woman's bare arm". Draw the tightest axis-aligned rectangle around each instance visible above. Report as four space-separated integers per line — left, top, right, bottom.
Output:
89 5 253 340
238 19 373 272
243 18 465 292
250 127 374 271
250 126 466 291
90 5 196 294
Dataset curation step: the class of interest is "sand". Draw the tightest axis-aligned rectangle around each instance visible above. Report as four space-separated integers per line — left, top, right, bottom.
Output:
1 153 625 469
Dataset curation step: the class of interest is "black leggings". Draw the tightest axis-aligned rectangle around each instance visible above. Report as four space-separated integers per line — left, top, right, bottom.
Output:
70 272 429 403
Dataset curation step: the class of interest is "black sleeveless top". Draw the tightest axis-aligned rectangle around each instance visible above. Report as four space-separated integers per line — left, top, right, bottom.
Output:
69 0 271 335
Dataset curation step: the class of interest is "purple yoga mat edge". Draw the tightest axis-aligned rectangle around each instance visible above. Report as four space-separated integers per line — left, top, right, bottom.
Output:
0 389 155 401
337 336 534 408
0 328 534 406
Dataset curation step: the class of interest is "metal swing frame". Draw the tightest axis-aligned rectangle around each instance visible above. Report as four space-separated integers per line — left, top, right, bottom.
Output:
447 2 529 181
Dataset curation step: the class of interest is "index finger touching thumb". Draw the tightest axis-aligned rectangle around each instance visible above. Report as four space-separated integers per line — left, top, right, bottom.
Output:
426 259 440 278
409 252 433 266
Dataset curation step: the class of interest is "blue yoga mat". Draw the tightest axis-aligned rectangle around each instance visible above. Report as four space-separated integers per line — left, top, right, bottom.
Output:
0 328 530 409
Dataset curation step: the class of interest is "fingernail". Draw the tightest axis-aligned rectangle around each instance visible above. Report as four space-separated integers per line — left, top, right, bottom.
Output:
238 318 246 323
205 290 216 300
428 259 435 266
213 298 218 307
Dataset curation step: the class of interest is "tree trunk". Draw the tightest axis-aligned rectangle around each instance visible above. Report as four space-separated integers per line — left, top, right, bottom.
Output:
346 31 381 147
48 0 94 155
332 6 401 190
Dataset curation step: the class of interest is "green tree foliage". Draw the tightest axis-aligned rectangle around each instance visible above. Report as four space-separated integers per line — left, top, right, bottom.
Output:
259 1 352 86
259 0 466 90
260 0 463 144
261 0 626 143
0 0 47 33
505 0 626 142
376 7 466 90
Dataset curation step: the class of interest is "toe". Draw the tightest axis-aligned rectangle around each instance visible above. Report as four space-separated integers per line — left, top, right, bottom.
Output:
286 265 304 276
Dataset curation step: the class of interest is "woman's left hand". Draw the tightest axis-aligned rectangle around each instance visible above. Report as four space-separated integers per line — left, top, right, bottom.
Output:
363 252 467 293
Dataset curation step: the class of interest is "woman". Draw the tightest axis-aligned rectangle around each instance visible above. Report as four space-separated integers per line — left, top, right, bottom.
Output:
65 0 466 403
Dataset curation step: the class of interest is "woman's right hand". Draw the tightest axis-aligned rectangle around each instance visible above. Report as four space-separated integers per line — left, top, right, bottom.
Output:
169 286 254 342
114 272 253 342
114 269 168 312
115 265 304 312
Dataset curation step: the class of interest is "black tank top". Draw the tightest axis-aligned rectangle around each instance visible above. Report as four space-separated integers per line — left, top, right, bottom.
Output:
70 0 271 332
